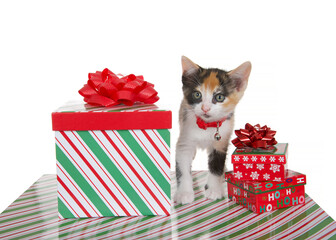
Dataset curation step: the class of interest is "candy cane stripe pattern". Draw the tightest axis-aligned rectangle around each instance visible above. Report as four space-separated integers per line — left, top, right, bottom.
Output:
55 128 171 218
1 173 336 239
52 102 172 218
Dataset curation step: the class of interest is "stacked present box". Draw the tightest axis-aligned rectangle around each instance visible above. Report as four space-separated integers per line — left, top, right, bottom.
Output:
52 69 172 219
225 124 307 214
230 143 288 182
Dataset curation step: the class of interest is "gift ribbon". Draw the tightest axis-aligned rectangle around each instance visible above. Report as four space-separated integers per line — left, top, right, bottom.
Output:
231 123 277 148
78 68 159 107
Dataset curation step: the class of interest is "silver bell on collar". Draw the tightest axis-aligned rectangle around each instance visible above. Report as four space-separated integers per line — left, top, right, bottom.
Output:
214 122 221 141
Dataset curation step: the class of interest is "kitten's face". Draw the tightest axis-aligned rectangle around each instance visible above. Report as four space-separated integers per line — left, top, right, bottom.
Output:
181 56 251 122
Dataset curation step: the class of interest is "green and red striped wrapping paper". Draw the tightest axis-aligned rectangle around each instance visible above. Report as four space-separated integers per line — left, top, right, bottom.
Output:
1 172 336 239
52 102 172 218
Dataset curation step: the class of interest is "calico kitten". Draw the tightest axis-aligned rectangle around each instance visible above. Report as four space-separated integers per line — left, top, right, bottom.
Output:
175 56 251 204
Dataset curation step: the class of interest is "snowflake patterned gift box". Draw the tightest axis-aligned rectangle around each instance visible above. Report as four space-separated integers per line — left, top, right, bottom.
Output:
225 169 306 214
52 102 172 218
231 143 288 182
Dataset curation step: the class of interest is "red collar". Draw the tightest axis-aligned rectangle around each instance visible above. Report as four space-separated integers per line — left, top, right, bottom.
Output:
196 116 228 130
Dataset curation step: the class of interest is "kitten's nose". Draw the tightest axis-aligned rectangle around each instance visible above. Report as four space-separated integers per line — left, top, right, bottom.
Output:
201 105 211 113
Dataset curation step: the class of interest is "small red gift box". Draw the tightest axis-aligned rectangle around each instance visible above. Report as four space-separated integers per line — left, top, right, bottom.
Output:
231 143 288 181
225 170 306 214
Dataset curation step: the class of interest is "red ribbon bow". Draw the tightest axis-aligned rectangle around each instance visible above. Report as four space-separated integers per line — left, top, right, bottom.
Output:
231 123 277 149
78 68 159 107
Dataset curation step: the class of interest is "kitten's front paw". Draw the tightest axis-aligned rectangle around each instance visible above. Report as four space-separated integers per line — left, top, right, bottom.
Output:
174 191 194 205
205 186 224 201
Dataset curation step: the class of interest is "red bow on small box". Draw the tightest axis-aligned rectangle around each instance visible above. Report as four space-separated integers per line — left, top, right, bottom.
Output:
78 68 159 107
231 123 277 149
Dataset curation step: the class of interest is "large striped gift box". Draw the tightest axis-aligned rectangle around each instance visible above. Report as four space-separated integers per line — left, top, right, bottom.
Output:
1 172 336 239
52 102 172 218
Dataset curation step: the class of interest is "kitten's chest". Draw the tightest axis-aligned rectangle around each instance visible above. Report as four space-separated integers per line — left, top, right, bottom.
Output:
189 120 234 148
195 127 218 141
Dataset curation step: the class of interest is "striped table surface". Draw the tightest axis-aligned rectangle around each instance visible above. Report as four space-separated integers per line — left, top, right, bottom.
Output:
1 172 336 240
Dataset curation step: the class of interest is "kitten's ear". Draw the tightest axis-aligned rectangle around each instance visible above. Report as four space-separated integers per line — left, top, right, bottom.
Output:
181 56 199 75
228 61 252 92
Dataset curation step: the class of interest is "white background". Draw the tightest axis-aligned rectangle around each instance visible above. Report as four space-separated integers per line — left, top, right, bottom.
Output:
1 0 336 222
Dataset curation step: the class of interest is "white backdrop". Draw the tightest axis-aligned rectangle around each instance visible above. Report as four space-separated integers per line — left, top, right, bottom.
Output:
1 0 336 221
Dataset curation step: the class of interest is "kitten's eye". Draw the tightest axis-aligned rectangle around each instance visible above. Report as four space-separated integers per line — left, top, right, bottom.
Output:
215 94 225 102
192 91 202 100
